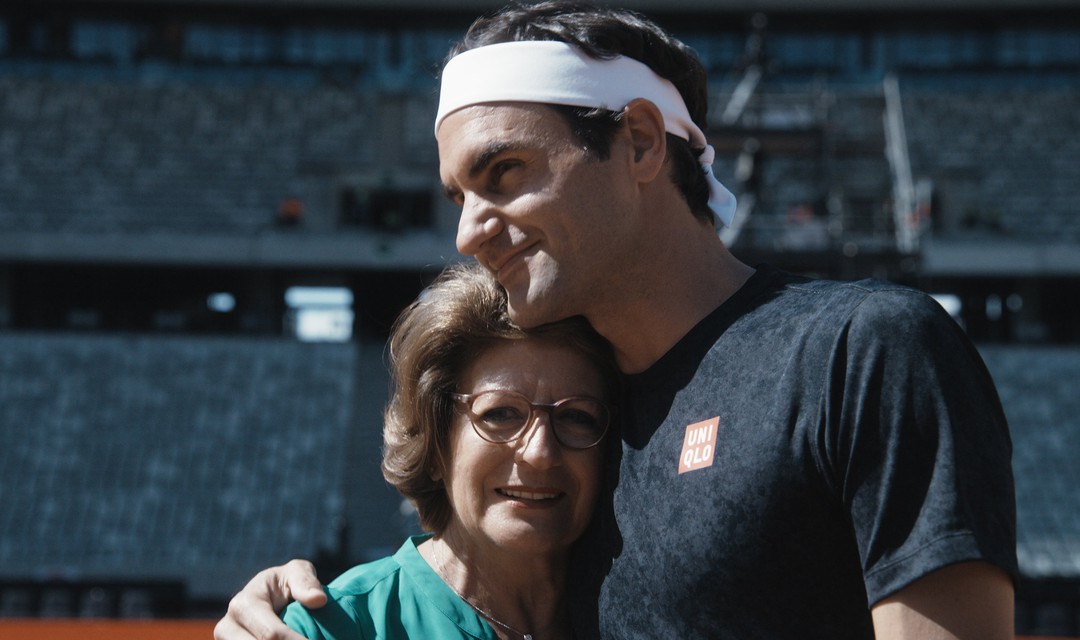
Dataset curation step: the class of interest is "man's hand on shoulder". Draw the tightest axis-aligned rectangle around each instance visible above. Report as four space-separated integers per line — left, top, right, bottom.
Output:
214 559 327 640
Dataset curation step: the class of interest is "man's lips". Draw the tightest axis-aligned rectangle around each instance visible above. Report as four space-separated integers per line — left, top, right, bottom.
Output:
488 241 538 278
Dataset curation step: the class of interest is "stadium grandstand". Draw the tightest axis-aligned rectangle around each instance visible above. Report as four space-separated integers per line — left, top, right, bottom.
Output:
1 0 1078 636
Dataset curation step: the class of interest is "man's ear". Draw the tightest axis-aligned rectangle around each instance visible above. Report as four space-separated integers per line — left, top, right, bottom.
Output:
622 98 667 184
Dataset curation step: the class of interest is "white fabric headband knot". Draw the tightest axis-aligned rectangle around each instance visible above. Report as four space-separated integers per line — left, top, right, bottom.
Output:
435 40 737 227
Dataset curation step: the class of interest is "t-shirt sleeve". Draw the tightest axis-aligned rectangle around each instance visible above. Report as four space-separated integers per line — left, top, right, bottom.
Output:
824 287 1018 605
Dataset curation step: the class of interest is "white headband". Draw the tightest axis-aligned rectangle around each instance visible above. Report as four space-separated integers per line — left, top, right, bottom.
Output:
435 40 736 227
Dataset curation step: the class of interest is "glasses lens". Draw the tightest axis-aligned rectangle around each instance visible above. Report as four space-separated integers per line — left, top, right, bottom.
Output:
462 390 609 449
468 391 532 442
552 399 608 448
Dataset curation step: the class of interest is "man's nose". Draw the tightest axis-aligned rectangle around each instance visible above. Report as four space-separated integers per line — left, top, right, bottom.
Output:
455 194 504 256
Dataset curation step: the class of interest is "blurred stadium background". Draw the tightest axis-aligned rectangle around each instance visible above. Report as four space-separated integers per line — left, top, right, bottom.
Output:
0 0 1078 636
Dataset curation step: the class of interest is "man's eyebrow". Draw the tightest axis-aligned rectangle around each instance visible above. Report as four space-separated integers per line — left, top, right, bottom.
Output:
441 141 520 201
468 141 516 179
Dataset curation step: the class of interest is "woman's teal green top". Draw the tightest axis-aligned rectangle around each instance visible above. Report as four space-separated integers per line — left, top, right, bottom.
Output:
283 534 497 640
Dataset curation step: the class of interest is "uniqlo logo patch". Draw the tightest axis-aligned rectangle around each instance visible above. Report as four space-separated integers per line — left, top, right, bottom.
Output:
678 417 719 474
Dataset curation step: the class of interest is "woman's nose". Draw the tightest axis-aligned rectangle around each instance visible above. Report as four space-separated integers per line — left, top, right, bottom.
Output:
516 411 563 469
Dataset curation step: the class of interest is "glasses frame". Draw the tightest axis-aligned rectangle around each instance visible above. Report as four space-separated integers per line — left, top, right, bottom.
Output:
450 389 610 450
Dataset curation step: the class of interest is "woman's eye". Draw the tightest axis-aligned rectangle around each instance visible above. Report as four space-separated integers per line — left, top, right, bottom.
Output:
554 408 598 427
481 406 527 425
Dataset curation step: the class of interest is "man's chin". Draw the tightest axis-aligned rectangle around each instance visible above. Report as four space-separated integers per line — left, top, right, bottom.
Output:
506 298 573 330
506 302 542 329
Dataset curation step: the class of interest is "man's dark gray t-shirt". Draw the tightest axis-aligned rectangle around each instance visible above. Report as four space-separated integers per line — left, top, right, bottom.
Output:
576 265 1017 639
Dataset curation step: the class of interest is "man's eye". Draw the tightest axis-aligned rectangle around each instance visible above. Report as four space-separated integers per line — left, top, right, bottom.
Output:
489 161 520 185
443 187 465 207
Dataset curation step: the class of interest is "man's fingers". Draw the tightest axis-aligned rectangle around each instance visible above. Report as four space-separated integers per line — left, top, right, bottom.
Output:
221 590 309 640
213 614 254 640
278 559 327 609
214 560 324 640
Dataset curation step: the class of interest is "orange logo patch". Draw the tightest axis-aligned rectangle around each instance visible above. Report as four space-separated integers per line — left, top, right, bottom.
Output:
678 417 719 474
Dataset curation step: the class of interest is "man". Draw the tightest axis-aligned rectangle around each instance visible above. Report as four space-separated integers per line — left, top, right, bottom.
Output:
216 2 1016 638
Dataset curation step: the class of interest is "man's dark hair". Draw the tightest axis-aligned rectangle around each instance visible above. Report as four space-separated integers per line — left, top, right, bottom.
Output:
446 1 713 222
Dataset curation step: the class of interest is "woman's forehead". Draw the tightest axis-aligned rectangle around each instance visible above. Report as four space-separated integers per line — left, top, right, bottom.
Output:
460 338 602 391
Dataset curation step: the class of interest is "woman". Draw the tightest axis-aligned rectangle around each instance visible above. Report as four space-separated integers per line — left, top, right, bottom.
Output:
284 262 620 639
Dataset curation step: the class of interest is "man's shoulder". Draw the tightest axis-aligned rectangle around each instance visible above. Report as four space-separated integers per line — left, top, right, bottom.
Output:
763 268 945 323
730 268 962 358
776 269 921 300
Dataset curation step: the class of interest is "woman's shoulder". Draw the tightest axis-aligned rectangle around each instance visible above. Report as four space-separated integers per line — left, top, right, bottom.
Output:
326 554 407 598
283 534 495 639
282 537 421 639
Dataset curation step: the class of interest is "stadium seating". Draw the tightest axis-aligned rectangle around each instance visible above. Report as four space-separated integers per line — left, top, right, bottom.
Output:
979 345 1080 579
3 66 1077 250
902 87 1080 240
0 72 439 235
0 331 366 602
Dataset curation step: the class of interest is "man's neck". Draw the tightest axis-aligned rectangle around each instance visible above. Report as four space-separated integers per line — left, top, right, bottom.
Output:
589 229 755 375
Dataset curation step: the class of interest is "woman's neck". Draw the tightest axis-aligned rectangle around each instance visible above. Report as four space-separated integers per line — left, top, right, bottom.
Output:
420 534 573 640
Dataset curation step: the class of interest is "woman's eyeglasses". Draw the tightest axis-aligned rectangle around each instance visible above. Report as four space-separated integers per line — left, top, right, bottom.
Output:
450 389 610 450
